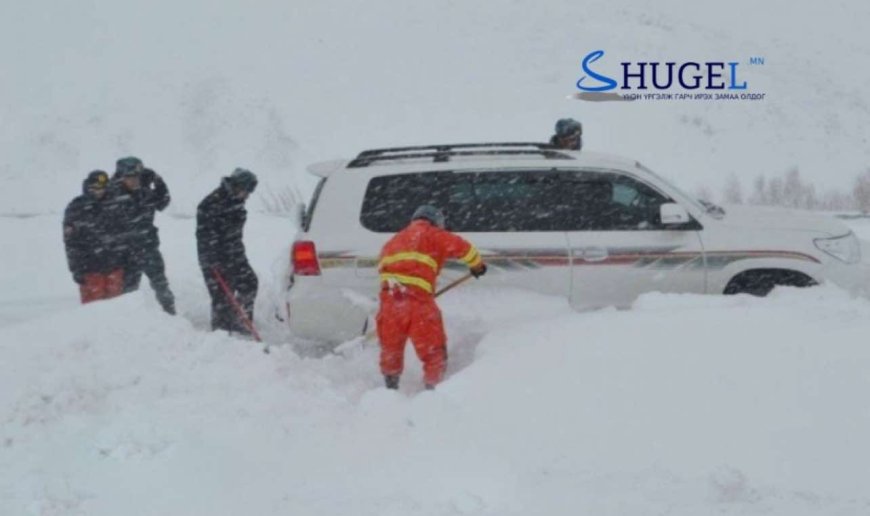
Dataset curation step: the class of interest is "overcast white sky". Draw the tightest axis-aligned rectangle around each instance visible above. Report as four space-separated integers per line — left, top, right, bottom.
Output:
1 0 868 213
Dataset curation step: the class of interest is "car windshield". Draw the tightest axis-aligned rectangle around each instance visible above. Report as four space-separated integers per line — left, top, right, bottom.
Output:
635 162 706 213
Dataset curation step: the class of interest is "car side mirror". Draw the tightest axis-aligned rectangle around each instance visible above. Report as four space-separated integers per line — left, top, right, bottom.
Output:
660 203 690 225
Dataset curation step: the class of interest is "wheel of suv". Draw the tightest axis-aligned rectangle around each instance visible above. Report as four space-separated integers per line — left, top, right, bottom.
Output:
723 269 817 297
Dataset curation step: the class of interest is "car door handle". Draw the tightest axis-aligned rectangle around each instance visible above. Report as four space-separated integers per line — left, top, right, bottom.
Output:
578 246 609 262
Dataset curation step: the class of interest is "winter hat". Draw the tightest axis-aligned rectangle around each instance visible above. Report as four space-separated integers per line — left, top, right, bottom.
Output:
412 205 446 229
555 118 582 137
82 170 109 194
116 156 143 176
227 167 258 193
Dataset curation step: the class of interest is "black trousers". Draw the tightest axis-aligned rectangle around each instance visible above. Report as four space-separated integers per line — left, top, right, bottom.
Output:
202 262 258 334
124 245 176 314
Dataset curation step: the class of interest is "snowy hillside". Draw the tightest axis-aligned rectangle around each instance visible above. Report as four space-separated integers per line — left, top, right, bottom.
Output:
2 0 870 214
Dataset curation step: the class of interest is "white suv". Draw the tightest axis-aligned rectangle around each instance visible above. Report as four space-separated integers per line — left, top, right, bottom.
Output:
286 142 861 344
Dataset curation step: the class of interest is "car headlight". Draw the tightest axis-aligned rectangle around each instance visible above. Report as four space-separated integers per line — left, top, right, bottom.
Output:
814 232 861 264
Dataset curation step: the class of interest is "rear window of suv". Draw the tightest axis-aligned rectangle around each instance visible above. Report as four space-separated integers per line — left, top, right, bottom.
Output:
360 169 673 232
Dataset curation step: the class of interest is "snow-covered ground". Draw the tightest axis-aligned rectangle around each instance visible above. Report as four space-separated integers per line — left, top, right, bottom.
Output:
2 212 870 515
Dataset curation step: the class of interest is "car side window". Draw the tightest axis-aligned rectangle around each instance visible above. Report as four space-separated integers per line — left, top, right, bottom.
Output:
361 170 566 232
561 171 672 230
360 172 452 232
612 182 639 207
359 169 677 233
446 172 565 231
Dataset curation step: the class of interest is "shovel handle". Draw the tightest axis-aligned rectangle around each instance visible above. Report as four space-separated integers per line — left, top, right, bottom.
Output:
211 267 262 343
434 272 474 298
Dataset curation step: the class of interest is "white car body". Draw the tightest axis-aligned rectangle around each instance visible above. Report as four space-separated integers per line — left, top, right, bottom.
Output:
286 144 861 344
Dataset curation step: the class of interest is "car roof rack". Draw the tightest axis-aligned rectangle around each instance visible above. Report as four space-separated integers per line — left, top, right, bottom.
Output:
347 142 572 168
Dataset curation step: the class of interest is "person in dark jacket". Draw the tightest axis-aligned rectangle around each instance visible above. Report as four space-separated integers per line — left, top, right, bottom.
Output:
196 168 258 334
110 156 176 314
63 170 125 303
549 118 583 150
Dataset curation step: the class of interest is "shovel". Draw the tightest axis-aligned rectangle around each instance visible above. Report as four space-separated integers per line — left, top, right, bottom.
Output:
334 272 475 356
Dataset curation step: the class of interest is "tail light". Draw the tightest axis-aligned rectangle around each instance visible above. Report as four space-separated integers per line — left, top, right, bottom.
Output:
292 240 321 276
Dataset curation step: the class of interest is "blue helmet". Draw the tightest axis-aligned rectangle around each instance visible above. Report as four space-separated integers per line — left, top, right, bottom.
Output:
555 118 582 137
412 205 446 228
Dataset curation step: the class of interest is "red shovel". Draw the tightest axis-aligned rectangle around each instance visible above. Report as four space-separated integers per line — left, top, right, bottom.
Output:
212 267 263 343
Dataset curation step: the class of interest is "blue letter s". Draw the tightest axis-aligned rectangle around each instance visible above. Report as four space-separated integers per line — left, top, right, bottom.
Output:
577 50 618 92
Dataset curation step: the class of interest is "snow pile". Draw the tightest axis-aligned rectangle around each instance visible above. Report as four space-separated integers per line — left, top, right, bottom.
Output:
2 283 870 515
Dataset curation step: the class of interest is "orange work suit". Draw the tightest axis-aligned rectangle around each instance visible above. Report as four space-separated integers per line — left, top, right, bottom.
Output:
376 219 483 387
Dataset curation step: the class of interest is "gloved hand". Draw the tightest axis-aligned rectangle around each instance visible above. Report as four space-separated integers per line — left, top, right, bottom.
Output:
140 168 156 187
73 272 85 285
470 263 487 279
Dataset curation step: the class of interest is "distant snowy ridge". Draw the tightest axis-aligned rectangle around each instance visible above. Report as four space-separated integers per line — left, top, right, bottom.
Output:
1 0 869 214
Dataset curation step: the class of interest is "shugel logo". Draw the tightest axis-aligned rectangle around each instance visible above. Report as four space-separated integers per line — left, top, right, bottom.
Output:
574 50 765 101
576 50 619 92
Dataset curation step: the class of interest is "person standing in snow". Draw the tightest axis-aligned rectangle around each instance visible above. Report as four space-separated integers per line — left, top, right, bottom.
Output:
377 205 487 390
196 168 259 335
63 170 125 304
109 156 176 314
549 118 583 150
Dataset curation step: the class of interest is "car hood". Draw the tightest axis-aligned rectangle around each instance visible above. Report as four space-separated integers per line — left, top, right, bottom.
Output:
716 205 850 236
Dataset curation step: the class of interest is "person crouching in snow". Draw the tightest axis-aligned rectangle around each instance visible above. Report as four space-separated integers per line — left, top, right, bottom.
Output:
377 205 487 390
196 168 259 335
63 170 125 303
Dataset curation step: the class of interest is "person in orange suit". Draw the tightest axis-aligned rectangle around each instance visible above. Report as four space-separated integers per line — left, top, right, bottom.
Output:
377 205 487 390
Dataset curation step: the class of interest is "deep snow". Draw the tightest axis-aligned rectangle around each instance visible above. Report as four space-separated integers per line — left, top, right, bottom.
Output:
2 212 870 515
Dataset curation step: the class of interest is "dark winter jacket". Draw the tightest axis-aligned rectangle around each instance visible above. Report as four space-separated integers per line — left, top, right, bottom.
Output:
63 182 123 278
108 170 170 254
196 179 250 272
549 134 583 151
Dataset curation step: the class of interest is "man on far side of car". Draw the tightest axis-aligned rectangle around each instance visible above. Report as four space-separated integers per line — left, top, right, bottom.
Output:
196 168 259 335
549 118 583 150
377 205 487 391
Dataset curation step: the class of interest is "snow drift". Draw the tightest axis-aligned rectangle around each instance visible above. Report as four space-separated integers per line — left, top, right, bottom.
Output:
2 282 870 515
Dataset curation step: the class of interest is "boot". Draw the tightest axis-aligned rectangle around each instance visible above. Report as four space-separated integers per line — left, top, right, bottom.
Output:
156 288 176 315
425 384 435 391
384 375 399 390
